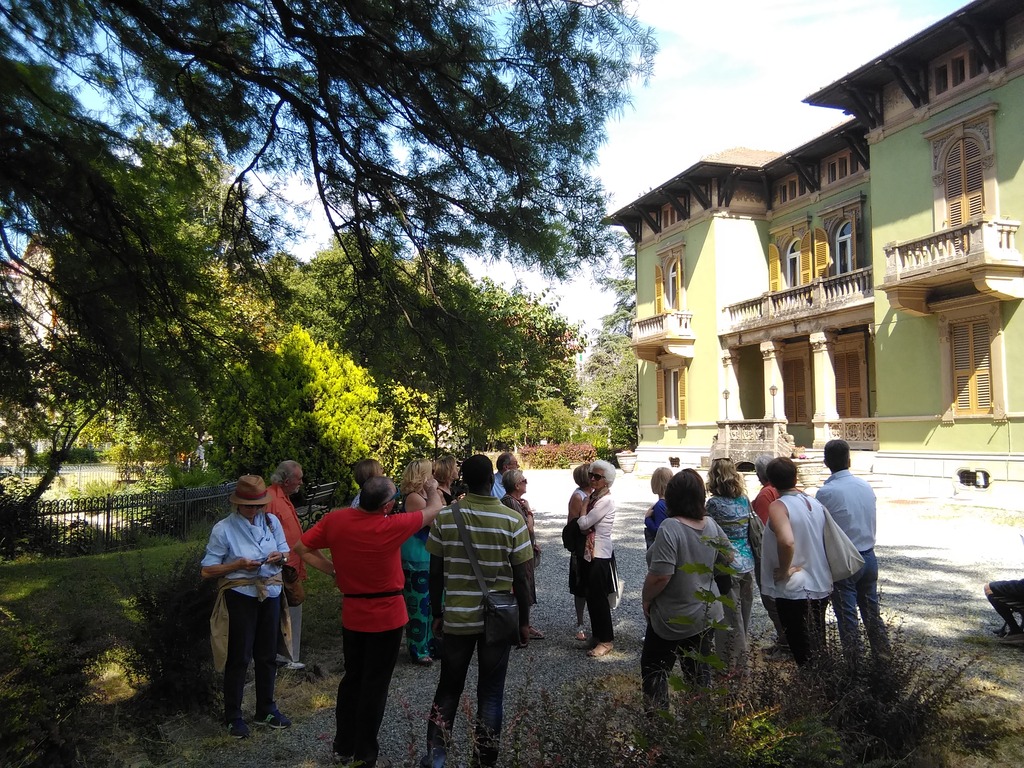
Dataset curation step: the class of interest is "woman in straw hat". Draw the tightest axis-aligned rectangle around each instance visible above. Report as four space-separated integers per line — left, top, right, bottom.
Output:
201 475 292 739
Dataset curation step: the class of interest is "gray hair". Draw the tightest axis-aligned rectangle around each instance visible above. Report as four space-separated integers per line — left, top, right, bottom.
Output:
591 459 617 487
502 469 525 494
270 460 301 485
754 454 773 485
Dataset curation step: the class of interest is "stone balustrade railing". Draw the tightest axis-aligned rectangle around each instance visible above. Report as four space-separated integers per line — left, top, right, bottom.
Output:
883 218 1021 278
632 310 694 342
723 267 873 330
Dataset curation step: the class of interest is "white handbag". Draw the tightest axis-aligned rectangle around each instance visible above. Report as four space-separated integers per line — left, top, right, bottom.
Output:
821 505 865 582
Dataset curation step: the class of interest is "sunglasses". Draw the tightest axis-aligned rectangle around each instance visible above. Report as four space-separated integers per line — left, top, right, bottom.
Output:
588 472 605 480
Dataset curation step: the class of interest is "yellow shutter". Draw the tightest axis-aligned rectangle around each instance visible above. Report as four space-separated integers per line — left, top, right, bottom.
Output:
799 232 812 285
674 259 684 310
677 367 686 424
952 320 992 414
813 227 831 278
656 368 665 424
654 265 664 314
768 244 780 292
972 320 992 412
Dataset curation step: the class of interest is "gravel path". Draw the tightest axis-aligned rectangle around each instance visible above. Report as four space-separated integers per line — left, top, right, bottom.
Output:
191 469 1024 768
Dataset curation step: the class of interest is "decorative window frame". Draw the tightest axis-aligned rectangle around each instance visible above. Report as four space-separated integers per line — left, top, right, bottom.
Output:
656 244 685 312
935 296 1005 422
924 103 998 231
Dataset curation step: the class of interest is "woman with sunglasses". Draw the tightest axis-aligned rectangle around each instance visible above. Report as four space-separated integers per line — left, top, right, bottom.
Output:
574 459 618 657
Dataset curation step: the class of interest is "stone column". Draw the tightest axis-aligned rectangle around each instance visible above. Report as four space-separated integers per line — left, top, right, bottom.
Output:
760 341 784 421
810 330 839 447
721 348 744 421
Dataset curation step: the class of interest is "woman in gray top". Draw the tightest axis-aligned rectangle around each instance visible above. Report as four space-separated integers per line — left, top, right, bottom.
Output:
640 469 732 710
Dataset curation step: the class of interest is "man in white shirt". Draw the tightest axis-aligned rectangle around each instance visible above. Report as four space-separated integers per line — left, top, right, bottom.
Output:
491 452 518 498
815 439 890 657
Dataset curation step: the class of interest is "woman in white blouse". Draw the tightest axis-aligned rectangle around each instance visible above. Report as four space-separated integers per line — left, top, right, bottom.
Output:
575 459 618 657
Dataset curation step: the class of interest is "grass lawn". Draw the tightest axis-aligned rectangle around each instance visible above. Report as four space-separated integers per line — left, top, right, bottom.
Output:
0 529 344 766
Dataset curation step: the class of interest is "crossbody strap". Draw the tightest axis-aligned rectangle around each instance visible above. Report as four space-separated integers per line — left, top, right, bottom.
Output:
451 502 491 598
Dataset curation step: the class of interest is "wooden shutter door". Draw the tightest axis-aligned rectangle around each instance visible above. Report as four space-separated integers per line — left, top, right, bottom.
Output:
834 351 849 419
964 139 985 220
946 140 964 229
656 368 665 423
654 265 664 314
677 367 686 424
799 232 812 285
768 244 781 292
972 320 992 412
952 320 992 414
813 227 831 278
834 350 861 418
783 359 807 423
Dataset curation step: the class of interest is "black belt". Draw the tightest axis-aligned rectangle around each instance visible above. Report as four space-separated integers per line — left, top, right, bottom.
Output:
343 589 403 599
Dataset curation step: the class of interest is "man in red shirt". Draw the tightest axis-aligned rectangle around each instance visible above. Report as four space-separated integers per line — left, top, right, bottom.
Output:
266 460 335 670
295 473 443 767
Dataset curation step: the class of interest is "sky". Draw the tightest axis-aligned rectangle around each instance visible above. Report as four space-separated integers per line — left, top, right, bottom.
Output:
478 0 969 339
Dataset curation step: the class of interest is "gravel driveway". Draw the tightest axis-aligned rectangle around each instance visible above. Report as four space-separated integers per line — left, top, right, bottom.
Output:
193 468 1024 768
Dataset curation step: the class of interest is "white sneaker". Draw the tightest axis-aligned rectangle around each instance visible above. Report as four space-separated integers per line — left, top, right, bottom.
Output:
283 661 306 670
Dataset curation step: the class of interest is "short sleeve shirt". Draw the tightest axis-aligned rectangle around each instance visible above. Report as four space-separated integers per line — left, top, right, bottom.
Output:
301 506 425 632
646 517 727 640
426 493 533 635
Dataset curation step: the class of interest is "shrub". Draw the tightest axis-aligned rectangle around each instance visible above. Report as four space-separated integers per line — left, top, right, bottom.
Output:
0 607 89 767
519 443 597 469
119 544 219 712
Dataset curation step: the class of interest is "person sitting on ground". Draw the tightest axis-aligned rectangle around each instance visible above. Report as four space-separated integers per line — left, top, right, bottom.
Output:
644 467 673 549
501 468 544 640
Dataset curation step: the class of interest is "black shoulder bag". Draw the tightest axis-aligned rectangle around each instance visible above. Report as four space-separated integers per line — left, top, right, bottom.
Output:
451 502 520 646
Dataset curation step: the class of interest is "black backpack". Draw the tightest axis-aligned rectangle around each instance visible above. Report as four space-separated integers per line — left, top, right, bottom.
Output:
562 518 586 552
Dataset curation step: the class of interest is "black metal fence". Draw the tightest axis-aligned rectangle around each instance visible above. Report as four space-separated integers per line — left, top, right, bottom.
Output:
1 483 237 558
0 480 343 558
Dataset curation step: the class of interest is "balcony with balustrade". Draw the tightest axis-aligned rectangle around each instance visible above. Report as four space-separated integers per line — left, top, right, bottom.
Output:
722 267 874 336
631 311 696 362
881 218 1023 315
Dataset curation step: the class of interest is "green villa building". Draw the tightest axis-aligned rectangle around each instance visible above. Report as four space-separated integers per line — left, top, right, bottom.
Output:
609 0 1024 499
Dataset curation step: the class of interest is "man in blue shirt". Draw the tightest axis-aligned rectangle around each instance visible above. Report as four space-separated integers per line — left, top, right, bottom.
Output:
814 439 890 657
491 452 518 498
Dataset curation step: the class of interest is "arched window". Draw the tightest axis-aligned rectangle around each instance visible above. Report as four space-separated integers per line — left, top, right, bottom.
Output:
785 240 800 287
945 136 985 229
666 259 679 310
835 220 854 274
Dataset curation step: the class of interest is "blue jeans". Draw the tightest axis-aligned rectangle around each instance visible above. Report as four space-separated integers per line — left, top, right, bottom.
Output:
421 632 512 768
831 548 890 656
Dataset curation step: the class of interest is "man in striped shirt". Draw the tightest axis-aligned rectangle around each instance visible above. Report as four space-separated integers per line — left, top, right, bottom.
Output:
420 454 533 768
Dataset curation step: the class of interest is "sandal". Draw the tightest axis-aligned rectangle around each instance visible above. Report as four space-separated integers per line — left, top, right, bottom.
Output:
574 627 587 642
587 642 614 658
413 656 434 666
528 626 545 640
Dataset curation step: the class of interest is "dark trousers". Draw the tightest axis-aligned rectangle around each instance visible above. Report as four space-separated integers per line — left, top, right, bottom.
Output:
223 590 281 722
775 597 829 665
640 623 712 711
334 625 404 766
581 556 614 643
421 633 512 768
988 579 1024 632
